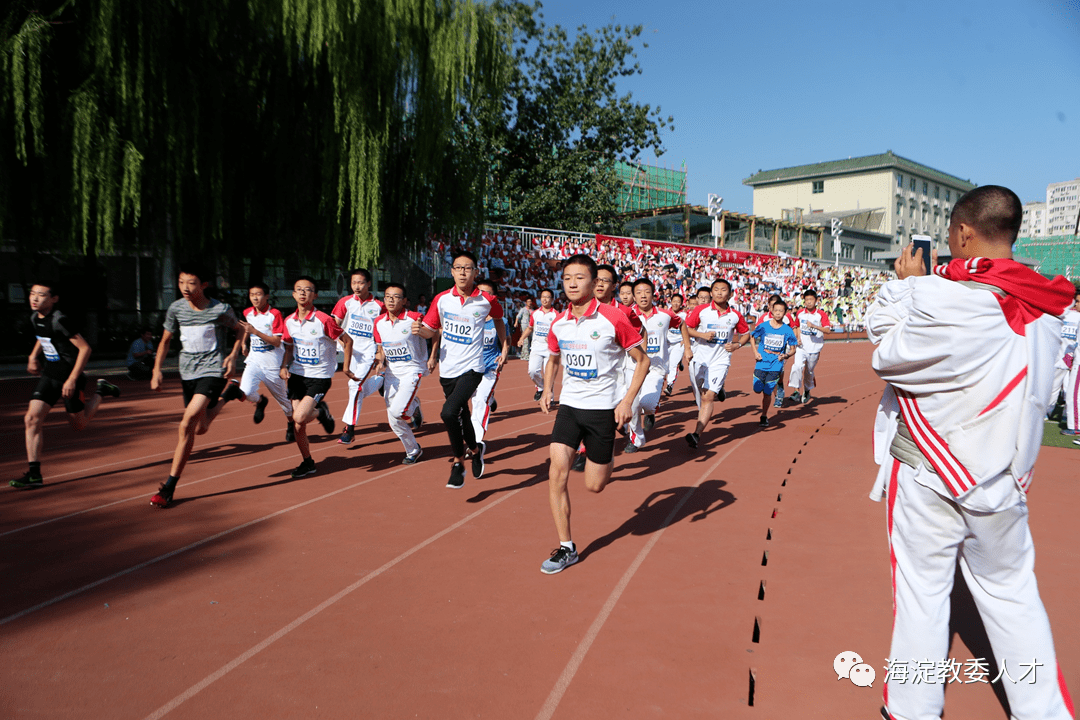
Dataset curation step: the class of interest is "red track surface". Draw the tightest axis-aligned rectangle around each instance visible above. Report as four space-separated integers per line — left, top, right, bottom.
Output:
2 344 1076 719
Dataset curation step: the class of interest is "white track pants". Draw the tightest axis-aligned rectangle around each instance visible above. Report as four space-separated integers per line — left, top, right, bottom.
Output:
665 342 683 387
239 363 292 417
1065 362 1079 431
384 372 422 455
882 459 1073 720
627 368 665 448
787 348 820 392
528 349 549 391
470 368 500 443
341 352 384 426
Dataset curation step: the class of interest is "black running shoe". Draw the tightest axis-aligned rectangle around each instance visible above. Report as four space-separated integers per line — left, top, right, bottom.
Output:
643 414 655 432
490 397 498 413
571 453 586 472
533 389 543 401
685 432 700 449
447 462 465 489
664 383 673 397
411 405 424 430
96 379 121 398
402 448 423 465
221 379 244 403
717 387 726 402
253 395 269 424
285 423 295 443
802 391 811 404
624 442 640 454
317 401 335 434
338 427 355 445
10 470 44 489
759 414 770 428
291 457 317 478
471 441 486 478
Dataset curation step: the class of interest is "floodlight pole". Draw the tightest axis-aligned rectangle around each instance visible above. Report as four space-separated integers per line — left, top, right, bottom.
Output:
708 193 723 249
831 218 843 267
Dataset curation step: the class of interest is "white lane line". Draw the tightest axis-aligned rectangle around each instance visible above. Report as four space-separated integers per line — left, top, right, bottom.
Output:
534 437 751 720
1 415 554 624
0 390 545 537
140 486 526 720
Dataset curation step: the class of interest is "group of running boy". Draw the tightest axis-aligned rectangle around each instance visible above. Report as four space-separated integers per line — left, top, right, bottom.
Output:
13 252 838 564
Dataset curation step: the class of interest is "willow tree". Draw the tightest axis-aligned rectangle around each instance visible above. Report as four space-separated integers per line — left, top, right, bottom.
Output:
1 0 510 267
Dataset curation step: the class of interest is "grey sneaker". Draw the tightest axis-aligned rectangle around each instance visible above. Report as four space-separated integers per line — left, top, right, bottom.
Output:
773 388 784 408
643 414 655 432
624 442 640 454
788 391 802 405
541 546 579 574
411 405 423 430
402 448 423 465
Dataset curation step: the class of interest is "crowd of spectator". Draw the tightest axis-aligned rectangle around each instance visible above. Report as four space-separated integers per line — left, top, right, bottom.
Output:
425 229 894 341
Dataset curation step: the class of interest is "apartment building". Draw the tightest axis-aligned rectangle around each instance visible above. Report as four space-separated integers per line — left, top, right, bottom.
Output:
743 151 976 251
1047 179 1080 236
1020 201 1047 238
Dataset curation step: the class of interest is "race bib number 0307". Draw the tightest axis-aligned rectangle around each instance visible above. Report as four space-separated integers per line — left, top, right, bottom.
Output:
563 351 597 379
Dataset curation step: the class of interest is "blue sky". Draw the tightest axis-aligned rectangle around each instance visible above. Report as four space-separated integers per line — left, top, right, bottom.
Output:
534 0 1080 213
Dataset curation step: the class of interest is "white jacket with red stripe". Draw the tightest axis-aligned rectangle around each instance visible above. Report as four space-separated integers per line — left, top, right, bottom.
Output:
866 261 1071 512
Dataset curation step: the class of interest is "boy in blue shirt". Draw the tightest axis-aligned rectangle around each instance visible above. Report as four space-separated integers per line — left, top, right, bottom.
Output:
750 299 798 428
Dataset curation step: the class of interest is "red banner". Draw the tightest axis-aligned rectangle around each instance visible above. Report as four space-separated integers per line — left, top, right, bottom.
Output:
594 234 777 264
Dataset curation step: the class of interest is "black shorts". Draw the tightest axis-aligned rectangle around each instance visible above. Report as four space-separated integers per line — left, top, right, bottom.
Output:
550 404 617 465
181 376 228 409
32 374 87 413
287 374 332 403
753 369 782 395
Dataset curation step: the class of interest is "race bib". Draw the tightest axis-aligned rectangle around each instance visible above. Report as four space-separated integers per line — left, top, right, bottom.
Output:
1065 325 1078 341
347 316 373 339
37 336 60 362
180 325 218 353
294 339 319 366
763 335 785 353
706 324 730 344
647 337 661 355
443 315 472 344
250 335 272 353
535 322 550 338
561 342 597 379
384 343 413 362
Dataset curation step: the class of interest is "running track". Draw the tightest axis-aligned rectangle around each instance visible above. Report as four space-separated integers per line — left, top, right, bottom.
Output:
2 344 1076 718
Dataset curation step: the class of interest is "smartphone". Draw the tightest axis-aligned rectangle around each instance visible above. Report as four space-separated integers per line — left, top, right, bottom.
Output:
911 235 932 276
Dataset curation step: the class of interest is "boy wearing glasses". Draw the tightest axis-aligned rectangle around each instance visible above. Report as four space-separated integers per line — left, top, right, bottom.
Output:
372 283 428 463
280 277 355 479
413 250 508 488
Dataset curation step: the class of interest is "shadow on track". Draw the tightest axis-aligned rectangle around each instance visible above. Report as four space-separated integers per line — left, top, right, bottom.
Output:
578 479 736 562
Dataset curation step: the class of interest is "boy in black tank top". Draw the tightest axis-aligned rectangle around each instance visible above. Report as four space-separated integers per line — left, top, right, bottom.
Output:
13 282 120 489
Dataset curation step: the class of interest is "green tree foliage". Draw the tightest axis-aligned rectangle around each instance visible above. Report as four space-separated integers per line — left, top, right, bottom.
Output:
0 0 509 267
489 1 673 233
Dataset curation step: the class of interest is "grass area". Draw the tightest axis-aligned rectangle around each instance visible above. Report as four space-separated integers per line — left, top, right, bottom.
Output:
1042 418 1080 450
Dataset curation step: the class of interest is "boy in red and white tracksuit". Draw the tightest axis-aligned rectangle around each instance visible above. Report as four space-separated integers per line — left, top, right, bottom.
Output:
787 289 829 404
868 186 1074 720
1049 289 1080 434
626 278 682 451
331 269 384 443
372 283 427 463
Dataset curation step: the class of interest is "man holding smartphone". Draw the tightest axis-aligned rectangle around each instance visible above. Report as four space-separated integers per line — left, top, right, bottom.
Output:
867 186 1074 720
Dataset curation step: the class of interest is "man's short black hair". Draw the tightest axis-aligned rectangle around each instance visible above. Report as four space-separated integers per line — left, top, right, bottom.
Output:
767 293 782 305
476 277 496 293
451 249 478 267
670 293 684 302
696 286 712 297
952 185 1023 243
32 280 60 296
711 278 732 293
633 277 655 292
540 288 555 298
803 289 818 298
773 299 789 311
596 263 618 281
249 282 270 294
348 268 373 284
619 281 635 292
383 282 406 297
293 275 318 291
564 254 598 280
179 262 212 284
